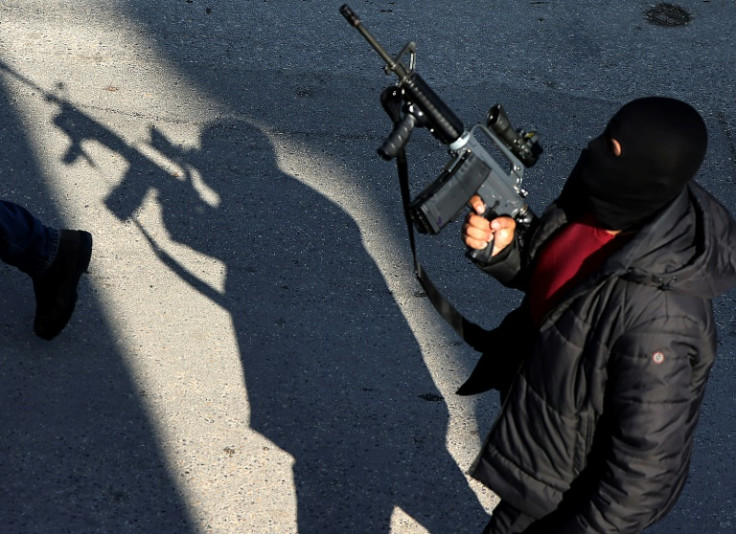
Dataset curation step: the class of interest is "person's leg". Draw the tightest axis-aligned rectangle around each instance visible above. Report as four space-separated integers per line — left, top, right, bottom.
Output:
0 200 59 275
0 200 92 340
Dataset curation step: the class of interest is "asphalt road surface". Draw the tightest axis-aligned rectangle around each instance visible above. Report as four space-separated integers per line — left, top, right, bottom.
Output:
0 1 734 533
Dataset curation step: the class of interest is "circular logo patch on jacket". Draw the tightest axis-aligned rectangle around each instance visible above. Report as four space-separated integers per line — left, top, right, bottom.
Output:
652 351 666 364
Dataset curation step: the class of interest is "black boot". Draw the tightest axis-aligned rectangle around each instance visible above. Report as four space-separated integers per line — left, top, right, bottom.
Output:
32 229 93 340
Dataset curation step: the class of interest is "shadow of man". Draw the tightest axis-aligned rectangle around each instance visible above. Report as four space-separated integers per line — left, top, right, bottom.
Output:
106 119 487 532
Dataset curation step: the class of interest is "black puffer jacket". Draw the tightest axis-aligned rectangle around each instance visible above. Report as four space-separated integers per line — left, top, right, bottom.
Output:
470 182 736 532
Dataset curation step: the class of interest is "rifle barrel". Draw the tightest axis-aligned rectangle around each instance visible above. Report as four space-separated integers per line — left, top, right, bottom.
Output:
340 4 409 80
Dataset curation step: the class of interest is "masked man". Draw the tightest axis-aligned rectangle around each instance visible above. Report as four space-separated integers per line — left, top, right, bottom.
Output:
461 97 736 533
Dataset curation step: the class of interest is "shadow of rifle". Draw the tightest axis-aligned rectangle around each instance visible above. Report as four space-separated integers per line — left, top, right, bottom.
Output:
0 61 228 307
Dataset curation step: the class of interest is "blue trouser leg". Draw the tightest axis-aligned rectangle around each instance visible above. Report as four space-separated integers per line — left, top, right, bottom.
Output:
0 200 59 276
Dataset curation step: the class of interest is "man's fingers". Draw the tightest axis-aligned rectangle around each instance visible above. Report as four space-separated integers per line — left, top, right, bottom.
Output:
463 213 516 253
464 222 490 241
468 194 486 215
466 212 490 229
489 216 516 254
464 233 491 250
490 216 516 231
463 216 491 250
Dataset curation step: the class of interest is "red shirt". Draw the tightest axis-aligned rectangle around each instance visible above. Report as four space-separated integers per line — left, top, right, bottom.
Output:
529 214 626 326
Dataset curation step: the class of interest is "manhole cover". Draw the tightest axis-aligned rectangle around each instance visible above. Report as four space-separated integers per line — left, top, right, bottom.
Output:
644 3 692 26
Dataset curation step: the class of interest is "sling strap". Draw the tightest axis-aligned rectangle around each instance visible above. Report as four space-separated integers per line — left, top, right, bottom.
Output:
394 149 489 351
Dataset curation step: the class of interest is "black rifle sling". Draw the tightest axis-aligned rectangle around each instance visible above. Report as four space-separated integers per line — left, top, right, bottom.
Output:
394 150 489 351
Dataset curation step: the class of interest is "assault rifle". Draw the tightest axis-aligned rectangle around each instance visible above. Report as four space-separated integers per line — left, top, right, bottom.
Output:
340 4 541 263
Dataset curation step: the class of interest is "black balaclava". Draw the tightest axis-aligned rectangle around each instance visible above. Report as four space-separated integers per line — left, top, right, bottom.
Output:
579 97 708 230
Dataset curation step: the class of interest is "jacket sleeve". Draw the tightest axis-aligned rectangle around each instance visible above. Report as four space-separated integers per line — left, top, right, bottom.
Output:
471 214 538 290
472 232 523 286
528 322 707 533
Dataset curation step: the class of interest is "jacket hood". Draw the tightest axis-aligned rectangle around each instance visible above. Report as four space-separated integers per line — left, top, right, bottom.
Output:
604 182 736 298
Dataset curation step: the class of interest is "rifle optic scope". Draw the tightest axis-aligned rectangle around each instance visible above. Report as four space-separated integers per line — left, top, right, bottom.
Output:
487 104 542 168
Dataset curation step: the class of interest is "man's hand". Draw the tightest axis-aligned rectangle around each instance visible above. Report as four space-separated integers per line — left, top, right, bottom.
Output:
462 195 516 257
